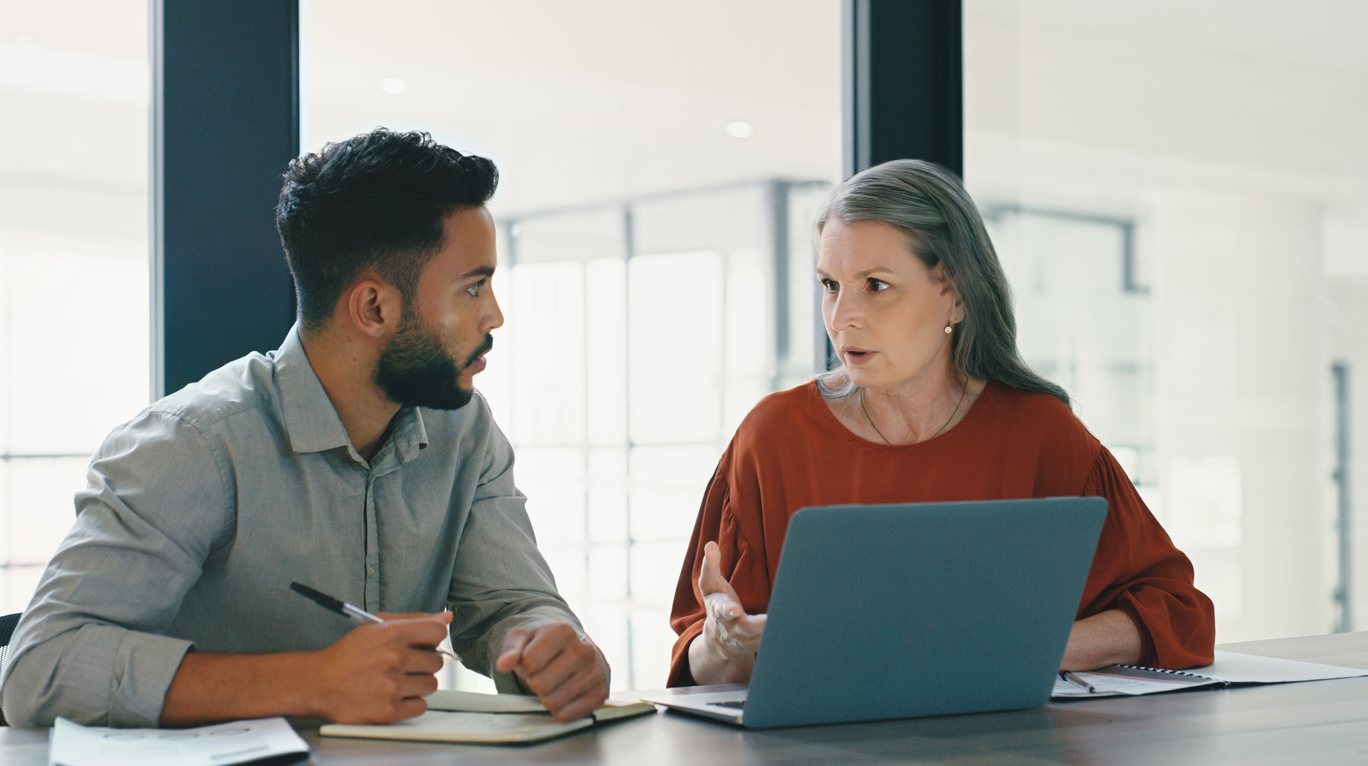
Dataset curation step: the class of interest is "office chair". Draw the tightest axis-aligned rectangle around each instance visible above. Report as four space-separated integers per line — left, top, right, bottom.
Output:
0 612 20 726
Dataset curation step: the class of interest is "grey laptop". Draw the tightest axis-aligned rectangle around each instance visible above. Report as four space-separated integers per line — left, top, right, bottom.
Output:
641 497 1107 728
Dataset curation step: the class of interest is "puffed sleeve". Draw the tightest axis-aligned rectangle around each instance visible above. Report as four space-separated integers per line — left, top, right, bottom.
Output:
666 440 770 686
1080 447 1215 668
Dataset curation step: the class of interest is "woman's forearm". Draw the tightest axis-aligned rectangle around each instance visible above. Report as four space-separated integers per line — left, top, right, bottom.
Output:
1060 609 1143 670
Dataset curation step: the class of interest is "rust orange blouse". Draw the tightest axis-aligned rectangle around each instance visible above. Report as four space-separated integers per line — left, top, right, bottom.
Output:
667 380 1215 686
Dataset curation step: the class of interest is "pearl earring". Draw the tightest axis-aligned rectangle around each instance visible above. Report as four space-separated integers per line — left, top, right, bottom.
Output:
944 323 953 334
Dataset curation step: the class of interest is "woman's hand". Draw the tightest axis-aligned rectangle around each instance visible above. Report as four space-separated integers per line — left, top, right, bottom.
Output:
687 541 768 684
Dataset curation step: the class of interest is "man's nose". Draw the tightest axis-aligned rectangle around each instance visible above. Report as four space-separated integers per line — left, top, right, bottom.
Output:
487 291 505 332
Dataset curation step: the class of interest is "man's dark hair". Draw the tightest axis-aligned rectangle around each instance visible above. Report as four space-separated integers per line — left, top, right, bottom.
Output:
276 128 498 330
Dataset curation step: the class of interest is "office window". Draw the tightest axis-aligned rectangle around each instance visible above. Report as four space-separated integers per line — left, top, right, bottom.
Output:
983 207 1153 483
301 0 841 688
965 1 1368 639
0 4 151 613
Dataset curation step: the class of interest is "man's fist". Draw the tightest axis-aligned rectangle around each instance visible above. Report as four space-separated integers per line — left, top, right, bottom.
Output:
496 623 610 722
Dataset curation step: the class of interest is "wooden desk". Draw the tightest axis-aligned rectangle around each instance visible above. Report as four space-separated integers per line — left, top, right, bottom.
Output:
6 632 1366 764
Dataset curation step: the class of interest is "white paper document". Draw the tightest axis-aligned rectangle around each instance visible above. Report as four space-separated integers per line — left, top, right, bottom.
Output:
1052 650 1368 699
49 716 309 766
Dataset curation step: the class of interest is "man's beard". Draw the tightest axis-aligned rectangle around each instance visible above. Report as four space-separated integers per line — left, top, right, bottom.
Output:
374 315 492 411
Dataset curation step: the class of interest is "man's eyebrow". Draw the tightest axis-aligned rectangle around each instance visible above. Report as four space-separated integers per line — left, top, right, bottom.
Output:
459 266 495 280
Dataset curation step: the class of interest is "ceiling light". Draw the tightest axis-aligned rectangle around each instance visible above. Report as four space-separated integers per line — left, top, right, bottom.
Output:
725 120 754 139
380 77 408 95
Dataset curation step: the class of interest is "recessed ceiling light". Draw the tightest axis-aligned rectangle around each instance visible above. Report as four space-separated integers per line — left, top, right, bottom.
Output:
380 77 408 95
725 120 754 139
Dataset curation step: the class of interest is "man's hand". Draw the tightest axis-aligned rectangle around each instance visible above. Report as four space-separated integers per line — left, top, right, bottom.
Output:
495 623 609 722
686 541 767 685
160 612 453 727
309 613 453 723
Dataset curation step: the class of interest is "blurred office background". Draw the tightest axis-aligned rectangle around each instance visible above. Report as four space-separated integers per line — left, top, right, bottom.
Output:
1 0 1366 690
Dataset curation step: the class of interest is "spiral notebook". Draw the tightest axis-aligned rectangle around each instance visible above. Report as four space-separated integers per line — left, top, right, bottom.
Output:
1052 650 1368 699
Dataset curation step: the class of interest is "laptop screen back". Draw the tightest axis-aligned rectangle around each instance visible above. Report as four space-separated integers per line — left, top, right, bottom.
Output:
742 497 1106 728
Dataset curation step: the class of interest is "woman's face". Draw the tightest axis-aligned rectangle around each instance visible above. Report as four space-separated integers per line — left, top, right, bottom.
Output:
817 218 960 391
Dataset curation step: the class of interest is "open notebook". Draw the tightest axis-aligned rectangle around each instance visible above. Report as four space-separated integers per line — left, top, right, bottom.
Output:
320 690 655 745
1052 650 1368 699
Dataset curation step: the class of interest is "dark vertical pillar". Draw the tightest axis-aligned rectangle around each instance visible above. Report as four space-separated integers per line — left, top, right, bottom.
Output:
843 0 962 178
1333 362 1353 632
830 0 962 370
153 0 299 397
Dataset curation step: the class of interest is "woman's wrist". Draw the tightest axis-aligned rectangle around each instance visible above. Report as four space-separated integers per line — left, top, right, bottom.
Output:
688 630 755 685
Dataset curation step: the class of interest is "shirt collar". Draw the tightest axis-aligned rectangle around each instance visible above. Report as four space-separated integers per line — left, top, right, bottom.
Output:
274 325 432 462
275 325 352 454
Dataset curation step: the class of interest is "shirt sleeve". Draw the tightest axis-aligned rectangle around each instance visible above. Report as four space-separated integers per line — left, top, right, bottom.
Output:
1080 447 1216 668
444 412 589 691
0 412 233 727
666 442 769 687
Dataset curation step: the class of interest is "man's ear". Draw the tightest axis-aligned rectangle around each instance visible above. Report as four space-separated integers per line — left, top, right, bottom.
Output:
343 274 402 339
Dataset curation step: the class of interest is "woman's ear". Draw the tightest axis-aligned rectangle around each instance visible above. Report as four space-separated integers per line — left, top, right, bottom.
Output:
931 262 964 321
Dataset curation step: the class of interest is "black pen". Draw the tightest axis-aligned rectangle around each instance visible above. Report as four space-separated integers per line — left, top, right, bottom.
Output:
290 581 457 659
1060 671 1096 694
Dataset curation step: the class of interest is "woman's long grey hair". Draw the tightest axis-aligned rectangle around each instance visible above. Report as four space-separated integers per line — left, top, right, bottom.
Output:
815 159 1069 405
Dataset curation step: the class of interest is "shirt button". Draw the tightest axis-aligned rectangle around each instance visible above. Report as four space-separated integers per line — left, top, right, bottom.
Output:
368 567 377 577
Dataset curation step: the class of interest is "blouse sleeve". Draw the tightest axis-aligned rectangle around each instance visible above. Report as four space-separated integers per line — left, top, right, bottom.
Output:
1081 447 1216 668
666 442 770 686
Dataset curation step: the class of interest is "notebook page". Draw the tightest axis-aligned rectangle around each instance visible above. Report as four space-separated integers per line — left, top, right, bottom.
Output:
49 717 308 766
1200 650 1368 683
1053 650 1368 698
321 710 591 744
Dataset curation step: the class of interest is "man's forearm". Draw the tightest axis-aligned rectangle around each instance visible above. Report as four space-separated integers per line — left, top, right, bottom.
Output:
161 651 322 726
164 617 450 726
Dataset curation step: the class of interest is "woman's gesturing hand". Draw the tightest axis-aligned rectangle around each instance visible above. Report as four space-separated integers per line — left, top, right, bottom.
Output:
688 541 767 684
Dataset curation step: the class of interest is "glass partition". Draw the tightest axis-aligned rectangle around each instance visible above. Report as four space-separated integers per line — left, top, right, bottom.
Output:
0 3 151 613
301 0 841 688
966 0 1368 640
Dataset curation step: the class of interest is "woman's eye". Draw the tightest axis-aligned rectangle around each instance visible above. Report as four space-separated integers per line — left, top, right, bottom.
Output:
867 278 889 292
820 278 838 293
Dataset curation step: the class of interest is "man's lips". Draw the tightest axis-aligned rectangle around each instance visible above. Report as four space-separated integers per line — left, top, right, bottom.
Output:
464 336 494 373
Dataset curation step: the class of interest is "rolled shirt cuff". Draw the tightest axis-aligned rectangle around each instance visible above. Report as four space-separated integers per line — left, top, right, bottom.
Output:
3 623 194 727
112 629 194 726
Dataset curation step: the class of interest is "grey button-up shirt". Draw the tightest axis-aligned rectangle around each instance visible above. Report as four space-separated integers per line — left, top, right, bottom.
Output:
0 327 579 727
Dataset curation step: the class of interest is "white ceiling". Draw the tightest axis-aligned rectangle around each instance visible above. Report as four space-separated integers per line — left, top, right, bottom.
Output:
2 0 1367 230
299 0 844 215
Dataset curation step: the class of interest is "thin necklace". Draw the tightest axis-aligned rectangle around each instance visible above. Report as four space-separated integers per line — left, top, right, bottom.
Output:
859 378 969 446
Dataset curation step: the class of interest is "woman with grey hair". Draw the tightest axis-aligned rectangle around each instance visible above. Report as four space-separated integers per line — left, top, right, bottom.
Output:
667 159 1214 687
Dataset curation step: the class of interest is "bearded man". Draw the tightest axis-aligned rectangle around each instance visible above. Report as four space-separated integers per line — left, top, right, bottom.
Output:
1 129 608 728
